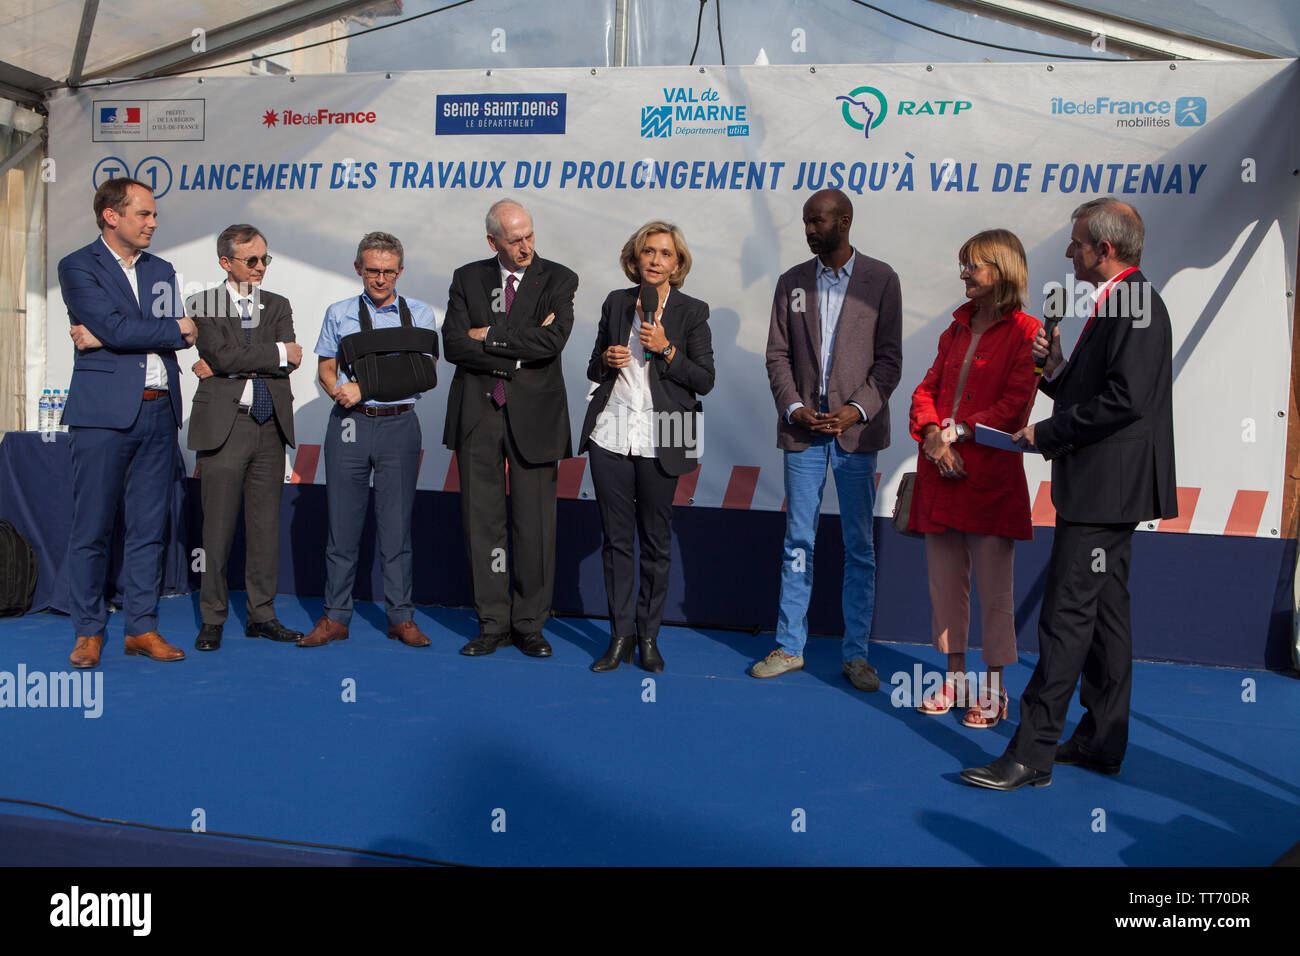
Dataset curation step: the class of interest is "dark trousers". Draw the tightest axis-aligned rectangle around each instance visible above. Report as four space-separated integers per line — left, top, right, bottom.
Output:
197 411 286 626
1009 519 1137 772
587 443 677 642
456 406 557 636
67 396 176 637
322 405 421 625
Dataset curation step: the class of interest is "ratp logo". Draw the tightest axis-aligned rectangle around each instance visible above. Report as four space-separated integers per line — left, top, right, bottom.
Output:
1175 96 1206 126
641 105 672 138
837 87 888 138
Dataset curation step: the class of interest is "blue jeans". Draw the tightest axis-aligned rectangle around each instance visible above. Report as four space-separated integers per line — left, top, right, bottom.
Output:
776 437 878 662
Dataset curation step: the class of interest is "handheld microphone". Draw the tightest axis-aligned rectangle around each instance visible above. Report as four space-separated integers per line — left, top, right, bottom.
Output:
640 283 659 360
1038 283 1066 375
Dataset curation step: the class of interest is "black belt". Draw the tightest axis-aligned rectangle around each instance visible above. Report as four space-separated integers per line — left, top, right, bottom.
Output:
349 404 414 417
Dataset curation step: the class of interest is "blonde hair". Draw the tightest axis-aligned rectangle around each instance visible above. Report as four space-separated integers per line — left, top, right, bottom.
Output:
958 228 1028 315
619 221 693 288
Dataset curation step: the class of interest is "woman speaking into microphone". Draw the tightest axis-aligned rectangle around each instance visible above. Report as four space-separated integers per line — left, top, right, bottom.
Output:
578 221 715 673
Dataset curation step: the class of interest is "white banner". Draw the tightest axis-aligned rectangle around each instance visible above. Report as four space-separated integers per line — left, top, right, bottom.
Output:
44 60 1300 537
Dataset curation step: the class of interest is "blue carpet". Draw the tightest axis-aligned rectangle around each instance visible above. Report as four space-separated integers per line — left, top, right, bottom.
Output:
0 593 1297 866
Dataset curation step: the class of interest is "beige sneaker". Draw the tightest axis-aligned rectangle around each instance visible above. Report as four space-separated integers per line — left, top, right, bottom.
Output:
842 659 881 692
751 649 804 678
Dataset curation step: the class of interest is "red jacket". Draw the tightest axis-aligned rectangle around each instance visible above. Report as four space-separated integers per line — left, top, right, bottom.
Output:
907 302 1042 539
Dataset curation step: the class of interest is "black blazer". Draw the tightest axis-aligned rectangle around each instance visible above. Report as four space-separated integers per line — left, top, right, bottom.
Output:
442 255 579 464
1035 269 1176 524
578 287 715 477
186 286 297 451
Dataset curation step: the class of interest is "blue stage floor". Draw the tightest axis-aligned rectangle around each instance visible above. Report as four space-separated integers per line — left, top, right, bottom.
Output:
0 593 1297 866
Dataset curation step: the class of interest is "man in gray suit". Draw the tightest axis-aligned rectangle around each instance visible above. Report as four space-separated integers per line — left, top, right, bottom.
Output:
754 189 902 688
188 224 302 650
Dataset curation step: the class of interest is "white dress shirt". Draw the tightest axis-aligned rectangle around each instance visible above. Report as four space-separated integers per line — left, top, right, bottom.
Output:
592 291 668 457
227 281 288 406
102 236 167 389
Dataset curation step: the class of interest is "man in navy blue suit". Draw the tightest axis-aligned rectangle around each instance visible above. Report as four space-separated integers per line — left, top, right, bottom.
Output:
60 177 197 668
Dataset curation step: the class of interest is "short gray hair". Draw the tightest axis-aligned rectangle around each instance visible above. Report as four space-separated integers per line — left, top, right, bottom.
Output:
485 199 529 237
1072 197 1143 266
354 231 404 268
217 223 265 260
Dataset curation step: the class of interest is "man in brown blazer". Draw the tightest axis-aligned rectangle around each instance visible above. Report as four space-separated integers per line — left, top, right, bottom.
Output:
753 189 902 688
188 224 302 650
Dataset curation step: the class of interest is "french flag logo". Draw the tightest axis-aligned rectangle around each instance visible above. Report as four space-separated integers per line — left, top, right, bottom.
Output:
100 107 141 124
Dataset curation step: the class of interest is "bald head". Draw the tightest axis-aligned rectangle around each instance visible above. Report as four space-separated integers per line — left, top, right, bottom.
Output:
806 188 853 222
485 198 536 272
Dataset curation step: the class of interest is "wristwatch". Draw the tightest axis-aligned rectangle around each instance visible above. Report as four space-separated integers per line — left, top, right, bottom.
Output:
661 343 674 360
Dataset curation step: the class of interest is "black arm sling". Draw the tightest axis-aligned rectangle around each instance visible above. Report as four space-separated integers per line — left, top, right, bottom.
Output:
337 295 439 403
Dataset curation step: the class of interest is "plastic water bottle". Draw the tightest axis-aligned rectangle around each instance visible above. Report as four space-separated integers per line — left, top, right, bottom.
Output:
53 390 65 431
38 389 51 433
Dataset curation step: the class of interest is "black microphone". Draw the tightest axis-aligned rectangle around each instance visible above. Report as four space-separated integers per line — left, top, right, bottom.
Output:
640 283 659 360
1038 282 1066 375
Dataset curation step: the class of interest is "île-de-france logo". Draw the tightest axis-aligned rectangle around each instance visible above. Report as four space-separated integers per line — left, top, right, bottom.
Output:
836 87 888 139
262 109 278 127
1175 96 1206 127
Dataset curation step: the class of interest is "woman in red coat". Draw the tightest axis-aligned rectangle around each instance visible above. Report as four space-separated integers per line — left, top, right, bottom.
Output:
908 229 1041 727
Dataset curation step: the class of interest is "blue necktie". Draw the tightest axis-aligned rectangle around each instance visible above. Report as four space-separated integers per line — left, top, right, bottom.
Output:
241 299 274 425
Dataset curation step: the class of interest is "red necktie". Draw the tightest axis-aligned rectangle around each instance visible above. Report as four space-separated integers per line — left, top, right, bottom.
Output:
491 275 517 408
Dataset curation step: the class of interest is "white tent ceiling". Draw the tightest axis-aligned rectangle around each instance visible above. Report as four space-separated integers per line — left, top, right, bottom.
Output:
0 0 1295 111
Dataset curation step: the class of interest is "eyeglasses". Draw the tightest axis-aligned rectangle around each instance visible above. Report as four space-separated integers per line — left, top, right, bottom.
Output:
958 262 983 276
362 268 400 280
225 254 272 268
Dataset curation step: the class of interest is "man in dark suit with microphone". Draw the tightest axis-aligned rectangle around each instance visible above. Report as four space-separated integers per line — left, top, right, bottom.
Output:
442 199 578 658
61 177 196 668
962 197 1177 790
187 224 302 651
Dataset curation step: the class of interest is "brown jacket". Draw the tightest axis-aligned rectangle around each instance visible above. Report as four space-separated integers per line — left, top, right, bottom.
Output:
765 251 902 453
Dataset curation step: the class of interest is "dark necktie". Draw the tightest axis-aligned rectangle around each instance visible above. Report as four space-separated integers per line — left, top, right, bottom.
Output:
491 275 517 409
241 300 274 424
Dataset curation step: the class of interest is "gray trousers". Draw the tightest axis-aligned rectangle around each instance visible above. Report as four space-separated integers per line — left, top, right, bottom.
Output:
198 411 287 625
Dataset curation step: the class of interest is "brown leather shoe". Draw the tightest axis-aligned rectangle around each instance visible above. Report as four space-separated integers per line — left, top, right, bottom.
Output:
388 621 431 647
124 631 185 662
298 616 349 647
70 635 103 669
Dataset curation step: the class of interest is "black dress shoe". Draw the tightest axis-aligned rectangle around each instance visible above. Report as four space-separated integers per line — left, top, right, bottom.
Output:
637 636 664 673
1055 739 1122 776
960 753 1052 791
592 635 636 672
195 624 223 651
514 632 553 658
246 618 304 643
461 631 512 656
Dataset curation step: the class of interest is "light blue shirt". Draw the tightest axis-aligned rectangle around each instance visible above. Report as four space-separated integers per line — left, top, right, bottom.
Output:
817 251 855 403
315 292 438 406
786 251 866 423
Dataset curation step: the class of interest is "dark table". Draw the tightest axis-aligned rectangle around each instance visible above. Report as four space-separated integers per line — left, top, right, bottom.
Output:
0 430 190 615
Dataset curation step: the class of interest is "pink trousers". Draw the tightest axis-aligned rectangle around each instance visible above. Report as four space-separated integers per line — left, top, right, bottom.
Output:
925 529 1017 667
